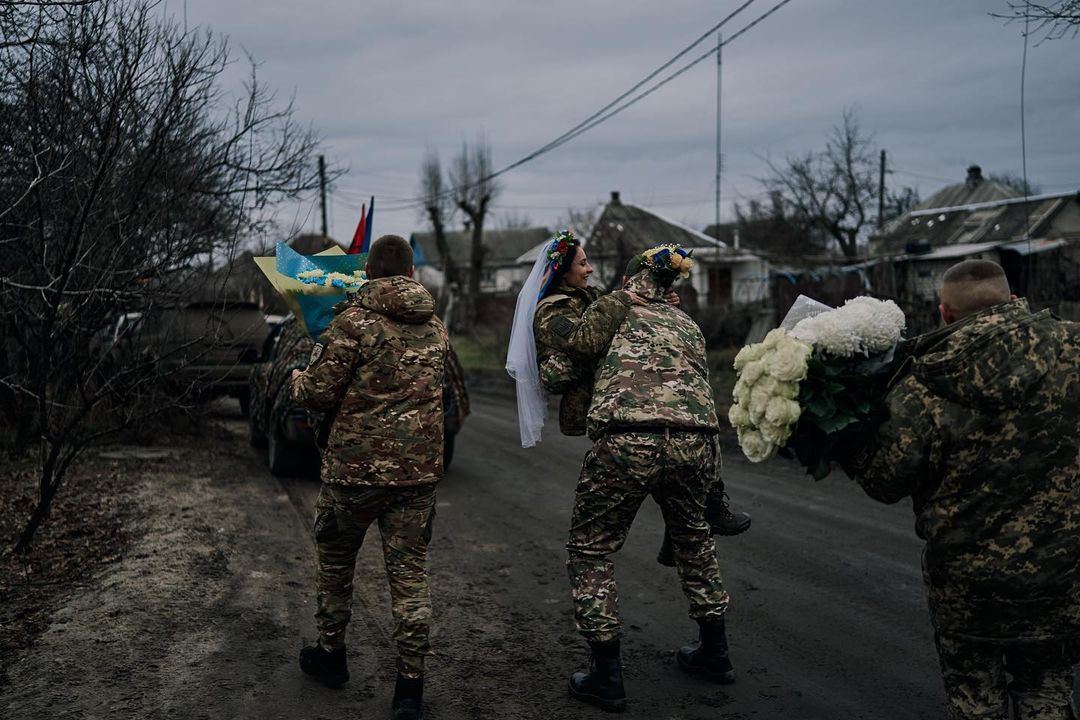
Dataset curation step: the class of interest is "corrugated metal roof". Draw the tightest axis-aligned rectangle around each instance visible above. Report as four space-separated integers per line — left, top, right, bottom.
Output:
908 190 1077 217
999 238 1069 255
909 241 1003 261
917 179 1021 211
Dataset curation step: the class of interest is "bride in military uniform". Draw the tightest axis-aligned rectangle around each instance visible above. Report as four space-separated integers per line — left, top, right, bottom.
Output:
506 231 750 565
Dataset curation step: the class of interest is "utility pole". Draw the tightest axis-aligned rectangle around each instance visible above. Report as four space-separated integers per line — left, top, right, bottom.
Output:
318 154 328 237
714 32 723 240
877 149 886 231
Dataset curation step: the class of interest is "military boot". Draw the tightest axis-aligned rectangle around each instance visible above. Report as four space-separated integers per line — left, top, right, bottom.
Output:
568 639 627 713
657 500 752 567
299 643 349 689
705 492 751 536
677 617 735 683
391 674 424 720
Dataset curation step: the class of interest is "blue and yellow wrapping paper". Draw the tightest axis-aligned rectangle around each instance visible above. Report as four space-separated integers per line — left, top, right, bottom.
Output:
253 242 367 338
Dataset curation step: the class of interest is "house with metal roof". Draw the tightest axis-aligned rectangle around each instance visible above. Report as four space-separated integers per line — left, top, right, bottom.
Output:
867 165 1080 332
585 192 768 308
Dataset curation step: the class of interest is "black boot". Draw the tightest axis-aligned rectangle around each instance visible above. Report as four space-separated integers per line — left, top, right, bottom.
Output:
568 639 627 713
677 618 735 683
706 492 751 536
299 643 349 689
392 674 424 720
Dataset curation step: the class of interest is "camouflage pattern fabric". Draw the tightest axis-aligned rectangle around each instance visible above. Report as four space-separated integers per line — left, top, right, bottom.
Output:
292 276 449 487
314 483 437 678
582 271 719 439
934 633 1079 719
533 285 608 436
567 430 729 642
849 299 1080 643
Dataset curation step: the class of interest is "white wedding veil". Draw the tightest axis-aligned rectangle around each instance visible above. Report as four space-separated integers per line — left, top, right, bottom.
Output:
505 242 554 448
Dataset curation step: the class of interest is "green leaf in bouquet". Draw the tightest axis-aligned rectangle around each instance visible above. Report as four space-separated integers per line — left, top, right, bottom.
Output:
816 412 858 434
826 381 846 394
805 396 836 419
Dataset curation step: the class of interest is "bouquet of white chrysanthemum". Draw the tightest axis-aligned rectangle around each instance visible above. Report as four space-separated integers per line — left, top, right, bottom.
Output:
729 295 906 478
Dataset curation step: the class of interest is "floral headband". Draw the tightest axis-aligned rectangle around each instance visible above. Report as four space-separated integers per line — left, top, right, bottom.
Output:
538 230 580 298
629 244 694 281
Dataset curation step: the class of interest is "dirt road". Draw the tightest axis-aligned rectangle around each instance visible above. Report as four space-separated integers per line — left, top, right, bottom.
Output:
3 393 982 719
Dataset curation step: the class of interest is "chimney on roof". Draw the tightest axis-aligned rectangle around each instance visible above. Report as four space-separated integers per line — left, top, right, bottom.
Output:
965 165 983 189
610 191 621 205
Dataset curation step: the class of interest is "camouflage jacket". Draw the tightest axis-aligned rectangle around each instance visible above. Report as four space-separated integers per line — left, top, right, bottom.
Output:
566 273 718 439
292 276 449 487
849 299 1080 641
533 285 603 436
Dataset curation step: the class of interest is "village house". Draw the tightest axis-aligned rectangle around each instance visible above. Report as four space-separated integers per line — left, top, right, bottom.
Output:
581 192 769 309
869 165 1080 332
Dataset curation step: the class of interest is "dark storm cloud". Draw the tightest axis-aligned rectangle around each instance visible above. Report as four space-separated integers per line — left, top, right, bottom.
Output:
178 0 1079 239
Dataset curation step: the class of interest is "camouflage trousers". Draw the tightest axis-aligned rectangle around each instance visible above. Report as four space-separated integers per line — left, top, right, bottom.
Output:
566 430 729 642
313 483 437 677
935 633 1079 719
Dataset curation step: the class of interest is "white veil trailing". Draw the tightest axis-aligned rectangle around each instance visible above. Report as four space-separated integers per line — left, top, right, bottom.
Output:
505 242 554 448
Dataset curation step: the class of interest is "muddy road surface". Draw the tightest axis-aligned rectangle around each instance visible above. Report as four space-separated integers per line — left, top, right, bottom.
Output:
4 392 1005 719
277 392 948 720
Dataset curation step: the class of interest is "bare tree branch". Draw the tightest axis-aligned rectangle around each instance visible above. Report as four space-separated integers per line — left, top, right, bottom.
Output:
0 0 328 551
991 1 1080 41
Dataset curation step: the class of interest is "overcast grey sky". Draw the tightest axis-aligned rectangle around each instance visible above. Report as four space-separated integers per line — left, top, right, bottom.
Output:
178 0 1080 244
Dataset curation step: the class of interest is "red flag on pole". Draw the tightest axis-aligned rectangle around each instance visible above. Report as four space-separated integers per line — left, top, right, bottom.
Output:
348 204 367 254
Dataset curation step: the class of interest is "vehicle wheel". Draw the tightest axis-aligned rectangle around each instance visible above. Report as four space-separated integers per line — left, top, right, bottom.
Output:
267 424 297 476
236 388 251 417
443 432 455 471
248 412 267 448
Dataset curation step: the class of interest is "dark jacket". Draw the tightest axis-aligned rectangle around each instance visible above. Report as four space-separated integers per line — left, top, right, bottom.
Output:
850 299 1080 641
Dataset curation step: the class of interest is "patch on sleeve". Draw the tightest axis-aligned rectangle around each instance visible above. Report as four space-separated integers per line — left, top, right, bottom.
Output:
308 342 326 367
552 317 575 338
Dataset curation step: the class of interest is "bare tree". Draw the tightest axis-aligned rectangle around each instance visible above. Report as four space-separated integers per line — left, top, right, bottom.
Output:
993 1 1080 41
729 192 830 261
557 205 599 242
988 171 1042 196
418 147 457 313
0 0 326 552
449 137 500 330
495 209 533 231
759 110 884 260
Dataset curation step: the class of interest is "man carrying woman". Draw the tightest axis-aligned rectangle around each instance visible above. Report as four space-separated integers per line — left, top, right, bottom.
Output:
507 234 745 712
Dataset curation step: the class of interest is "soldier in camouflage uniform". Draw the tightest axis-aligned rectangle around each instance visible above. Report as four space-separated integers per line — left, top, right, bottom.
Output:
847 259 1080 720
291 235 448 720
555 244 735 713
531 234 750 567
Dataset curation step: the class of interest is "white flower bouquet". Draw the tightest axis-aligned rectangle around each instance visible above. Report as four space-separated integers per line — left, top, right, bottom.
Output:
729 295 906 478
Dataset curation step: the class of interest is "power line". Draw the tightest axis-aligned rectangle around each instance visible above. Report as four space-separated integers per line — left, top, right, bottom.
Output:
378 0 794 212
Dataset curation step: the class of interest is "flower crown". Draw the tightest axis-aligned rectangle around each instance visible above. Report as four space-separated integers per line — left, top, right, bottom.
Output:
546 230 579 269
537 230 580 299
637 244 694 280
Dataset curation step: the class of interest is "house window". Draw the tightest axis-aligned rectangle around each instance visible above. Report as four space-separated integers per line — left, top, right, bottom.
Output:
708 267 732 305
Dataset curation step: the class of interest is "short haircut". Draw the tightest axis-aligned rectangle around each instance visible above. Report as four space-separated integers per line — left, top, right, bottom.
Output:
366 234 413 279
940 259 1011 319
